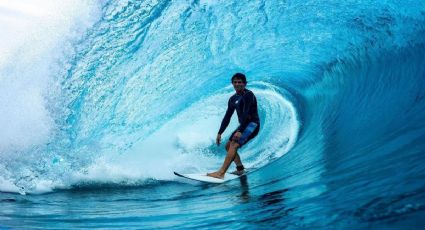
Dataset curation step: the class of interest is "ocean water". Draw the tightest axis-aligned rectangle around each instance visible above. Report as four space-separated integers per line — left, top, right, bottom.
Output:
1 0 425 229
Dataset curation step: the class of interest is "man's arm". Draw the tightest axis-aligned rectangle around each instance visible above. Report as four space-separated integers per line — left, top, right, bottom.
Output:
218 99 234 135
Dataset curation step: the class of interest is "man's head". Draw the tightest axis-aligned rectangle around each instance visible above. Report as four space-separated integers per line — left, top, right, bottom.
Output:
231 73 247 93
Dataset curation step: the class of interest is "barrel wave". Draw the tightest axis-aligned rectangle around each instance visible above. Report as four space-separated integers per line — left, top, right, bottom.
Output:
0 0 424 229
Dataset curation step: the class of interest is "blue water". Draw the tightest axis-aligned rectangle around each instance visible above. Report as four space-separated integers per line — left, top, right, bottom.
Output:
1 0 425 229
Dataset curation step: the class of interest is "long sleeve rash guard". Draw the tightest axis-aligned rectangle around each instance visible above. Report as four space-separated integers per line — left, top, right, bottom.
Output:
218 89 260 135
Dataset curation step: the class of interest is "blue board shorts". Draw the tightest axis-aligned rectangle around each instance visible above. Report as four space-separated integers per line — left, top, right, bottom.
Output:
229 122 260 147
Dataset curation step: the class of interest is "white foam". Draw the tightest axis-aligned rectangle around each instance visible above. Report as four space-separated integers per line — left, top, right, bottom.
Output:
0 176 20 193
0 0 101 152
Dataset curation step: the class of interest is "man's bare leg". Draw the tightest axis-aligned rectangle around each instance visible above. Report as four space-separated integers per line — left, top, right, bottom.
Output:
232 153 245 175
207 141 240 179
225 141 243 167
224 141 244 175
234 153 243 167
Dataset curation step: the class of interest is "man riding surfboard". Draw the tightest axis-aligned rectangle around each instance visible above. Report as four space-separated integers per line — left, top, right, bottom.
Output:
207 73 260 179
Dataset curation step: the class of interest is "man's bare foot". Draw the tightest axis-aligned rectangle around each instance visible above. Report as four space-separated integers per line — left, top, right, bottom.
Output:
207 171 224 179
230 170 245 176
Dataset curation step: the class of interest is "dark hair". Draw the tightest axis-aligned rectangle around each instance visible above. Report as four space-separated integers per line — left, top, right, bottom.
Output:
231 73 247 84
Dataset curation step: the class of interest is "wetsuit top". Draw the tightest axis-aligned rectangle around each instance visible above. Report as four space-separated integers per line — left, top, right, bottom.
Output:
218 89 260 135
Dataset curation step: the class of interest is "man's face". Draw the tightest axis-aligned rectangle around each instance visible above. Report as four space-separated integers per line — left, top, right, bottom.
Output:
232 78 246 92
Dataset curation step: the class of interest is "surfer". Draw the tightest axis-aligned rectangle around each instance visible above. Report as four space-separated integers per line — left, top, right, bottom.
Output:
207 73 260 179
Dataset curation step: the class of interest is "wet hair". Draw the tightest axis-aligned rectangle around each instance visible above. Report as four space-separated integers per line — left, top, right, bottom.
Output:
231 73 247 84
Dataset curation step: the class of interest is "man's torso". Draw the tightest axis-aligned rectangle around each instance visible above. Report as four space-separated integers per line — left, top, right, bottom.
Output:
229 89 260 125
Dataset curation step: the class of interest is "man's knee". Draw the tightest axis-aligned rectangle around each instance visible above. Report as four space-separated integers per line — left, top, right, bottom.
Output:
225 141 230 151
229 141 240 149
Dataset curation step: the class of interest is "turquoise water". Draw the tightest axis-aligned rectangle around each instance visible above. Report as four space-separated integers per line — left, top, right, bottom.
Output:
1 0 425 229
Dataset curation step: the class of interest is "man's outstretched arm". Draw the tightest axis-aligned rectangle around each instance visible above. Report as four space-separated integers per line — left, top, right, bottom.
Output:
218 100 234 135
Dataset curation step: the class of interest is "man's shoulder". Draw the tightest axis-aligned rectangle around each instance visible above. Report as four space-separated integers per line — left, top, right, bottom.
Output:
244 89 255 96
228 93 239 103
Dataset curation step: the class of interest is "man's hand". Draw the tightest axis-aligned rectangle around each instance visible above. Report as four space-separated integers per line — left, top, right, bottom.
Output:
216 134 222 145
232 131 242 142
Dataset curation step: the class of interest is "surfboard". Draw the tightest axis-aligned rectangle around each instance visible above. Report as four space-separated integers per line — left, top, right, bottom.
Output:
174 169 251 184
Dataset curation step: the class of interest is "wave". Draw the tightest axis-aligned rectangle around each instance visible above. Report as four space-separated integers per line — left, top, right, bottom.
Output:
0 0 424 201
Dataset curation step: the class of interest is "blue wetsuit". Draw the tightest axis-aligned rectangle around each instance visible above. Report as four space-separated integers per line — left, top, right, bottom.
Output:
218 89 260 146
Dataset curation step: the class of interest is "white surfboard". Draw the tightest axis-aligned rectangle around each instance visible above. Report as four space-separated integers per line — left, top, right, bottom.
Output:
174 169 253 184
